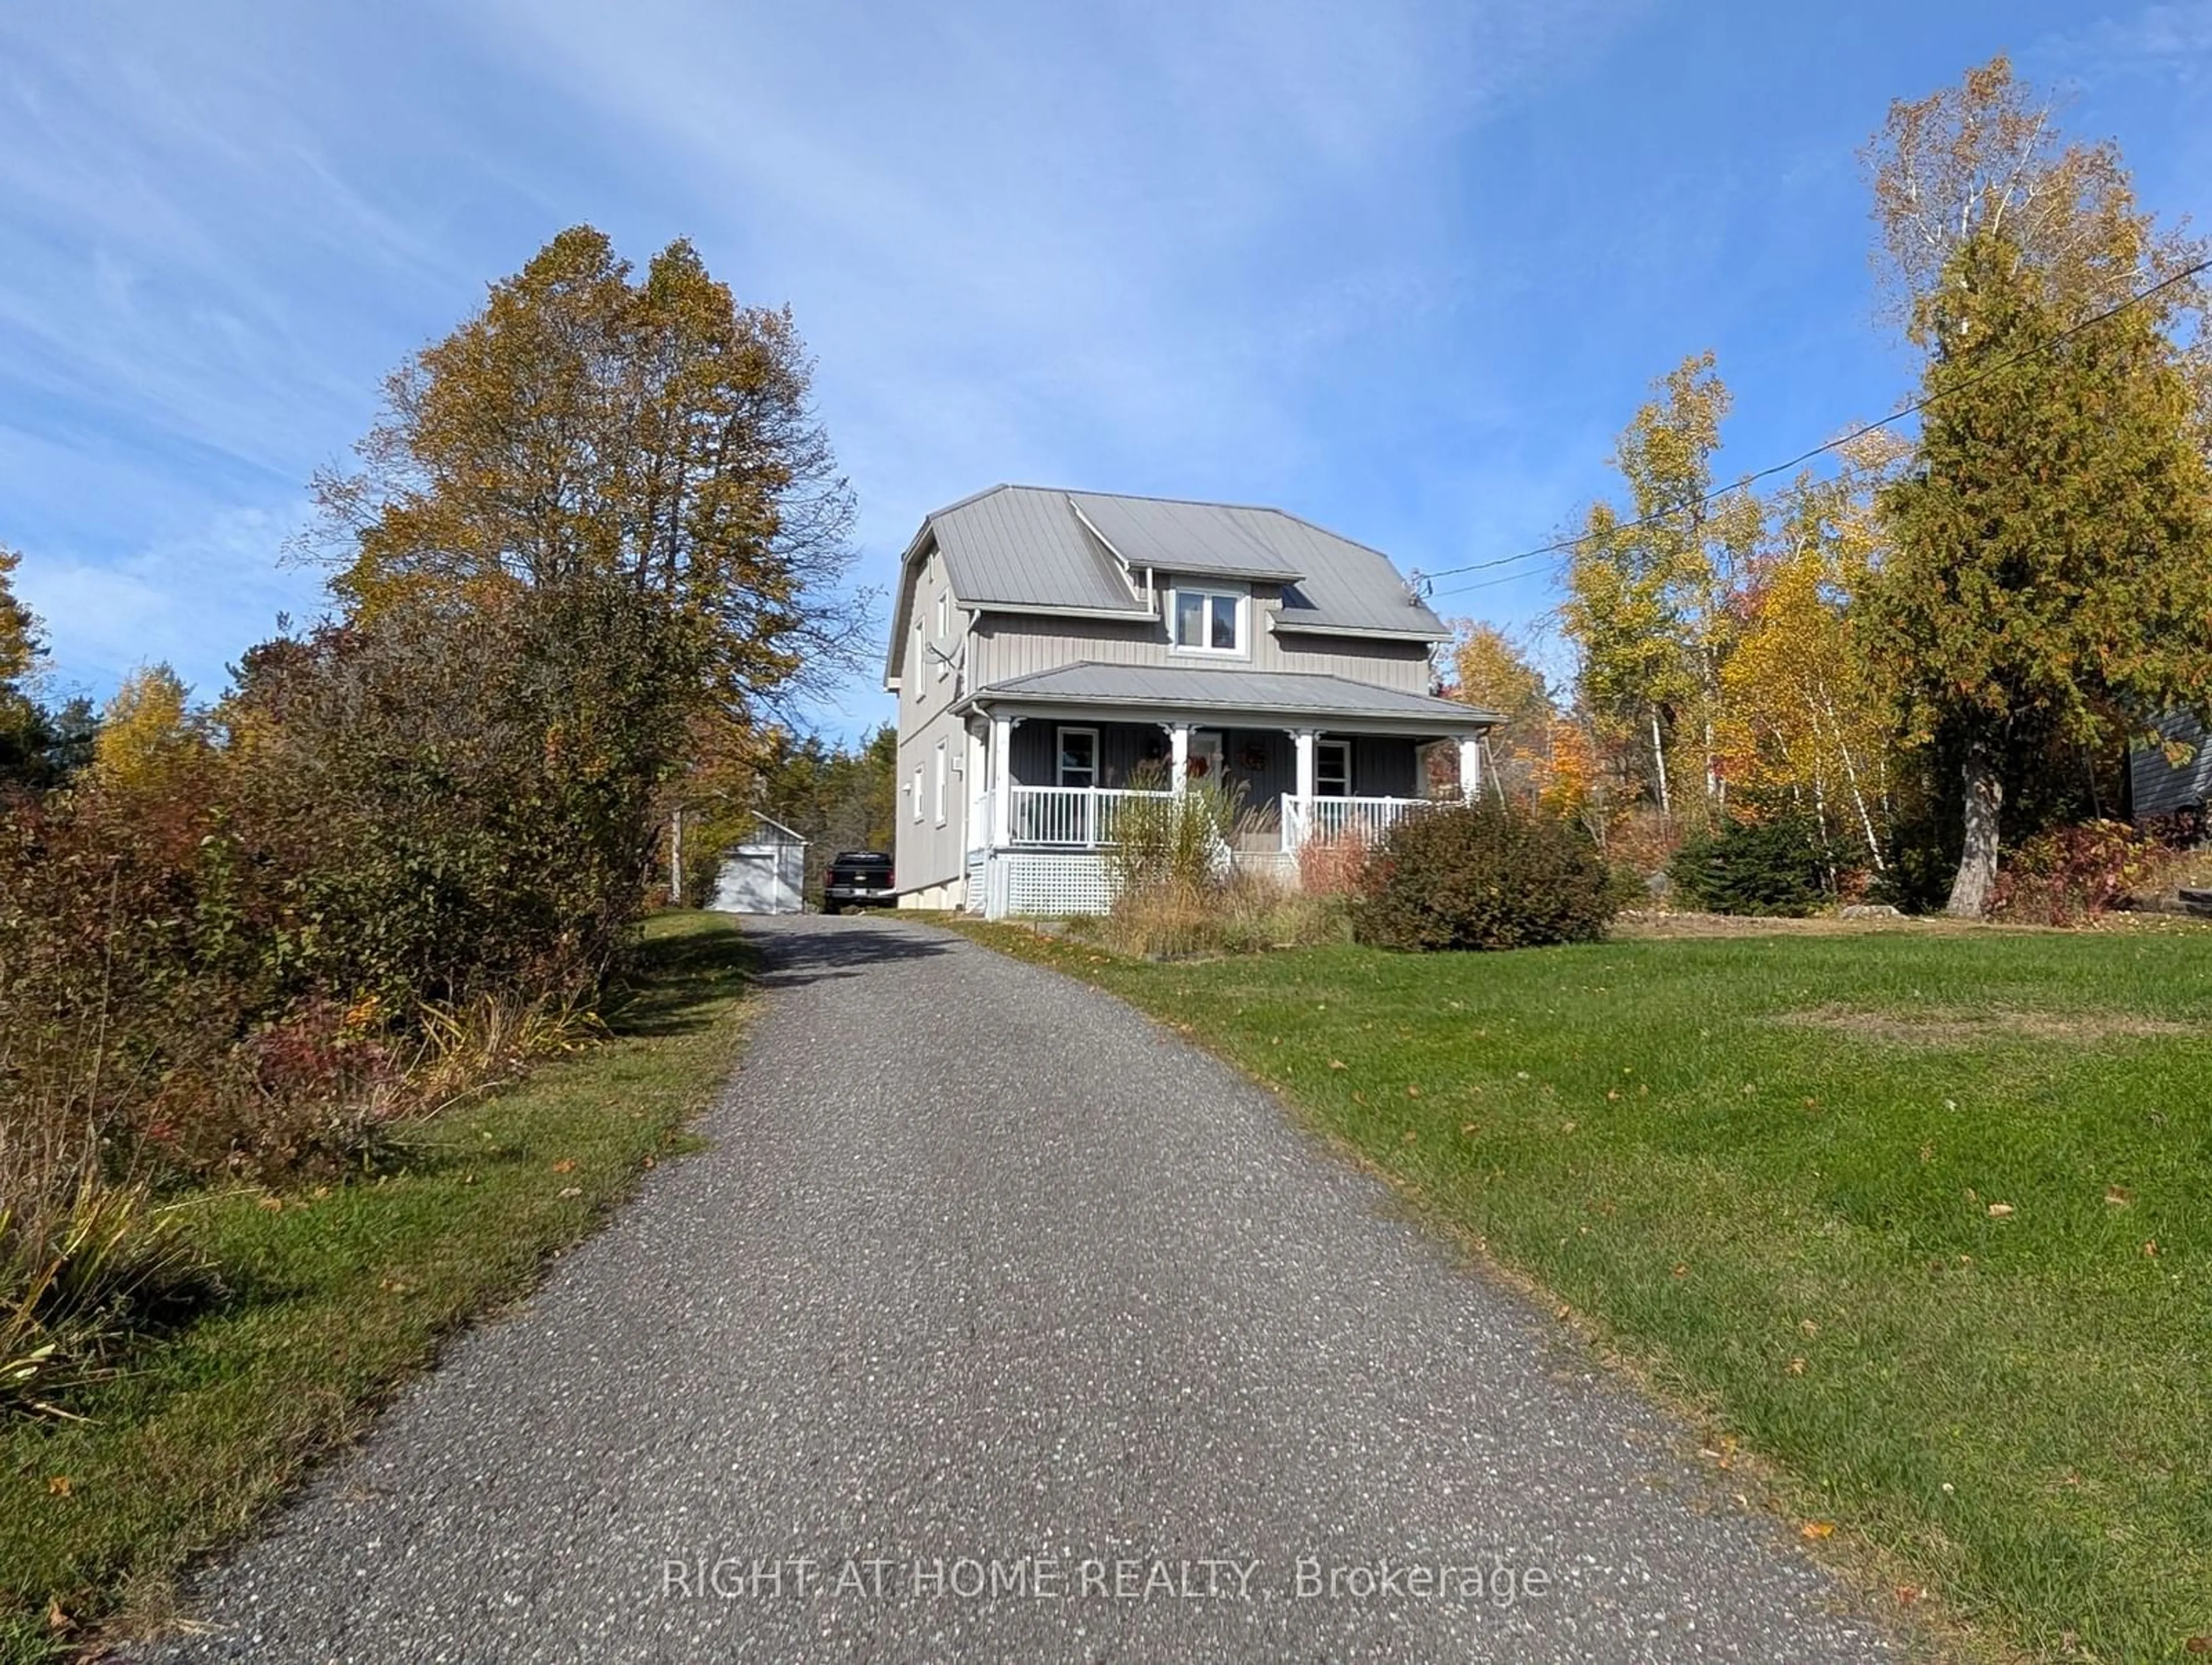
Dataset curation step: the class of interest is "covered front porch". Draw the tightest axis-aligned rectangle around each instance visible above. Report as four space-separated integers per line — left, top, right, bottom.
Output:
970 716 1481 858
951 664 1495 917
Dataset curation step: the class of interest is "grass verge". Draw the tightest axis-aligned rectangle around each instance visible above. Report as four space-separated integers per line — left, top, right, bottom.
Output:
951 917 2211 1663
1 911 755 1663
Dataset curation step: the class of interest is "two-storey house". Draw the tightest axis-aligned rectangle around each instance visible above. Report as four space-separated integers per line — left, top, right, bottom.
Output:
883 486 1497 916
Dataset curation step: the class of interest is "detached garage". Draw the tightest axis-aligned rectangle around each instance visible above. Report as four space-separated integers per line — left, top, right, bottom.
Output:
710 816 809 915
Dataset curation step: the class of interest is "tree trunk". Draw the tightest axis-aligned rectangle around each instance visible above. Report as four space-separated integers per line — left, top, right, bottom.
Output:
669 807 684 906
1946 740 2003 918
1649 712 1672 819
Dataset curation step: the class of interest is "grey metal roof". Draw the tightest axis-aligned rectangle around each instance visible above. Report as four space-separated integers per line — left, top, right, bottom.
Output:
929 486 1151 616
1067 492 1304 582
964 661 1497 729
921 486 1448 637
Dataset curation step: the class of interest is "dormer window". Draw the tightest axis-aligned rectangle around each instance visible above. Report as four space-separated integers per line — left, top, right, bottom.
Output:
1170 585 1246 656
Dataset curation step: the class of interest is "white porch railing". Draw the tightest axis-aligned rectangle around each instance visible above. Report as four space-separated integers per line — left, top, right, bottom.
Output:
1281 794 1441 851
1006 785 1178 847
980 786 1444 853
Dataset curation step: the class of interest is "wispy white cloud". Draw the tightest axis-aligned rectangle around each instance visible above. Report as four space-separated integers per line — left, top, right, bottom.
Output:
9 504 325 703
18 0 2171 742
468 0 1647 535
2045 1 2212 81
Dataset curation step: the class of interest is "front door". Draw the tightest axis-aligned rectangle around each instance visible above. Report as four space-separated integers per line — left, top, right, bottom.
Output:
1188 729 1224 788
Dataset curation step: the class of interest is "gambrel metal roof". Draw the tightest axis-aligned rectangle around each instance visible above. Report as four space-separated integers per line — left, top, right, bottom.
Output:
915 486 1449 637
961 661 1497 729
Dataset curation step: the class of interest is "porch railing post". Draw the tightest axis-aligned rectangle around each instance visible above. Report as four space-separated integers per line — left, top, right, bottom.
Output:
991 715 1013 847
1289 728 1317 851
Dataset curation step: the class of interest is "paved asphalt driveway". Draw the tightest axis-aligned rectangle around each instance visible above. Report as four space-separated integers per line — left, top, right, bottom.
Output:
141 914 1888 1663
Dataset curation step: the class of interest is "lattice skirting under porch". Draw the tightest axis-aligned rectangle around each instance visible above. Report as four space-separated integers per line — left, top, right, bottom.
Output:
974 849 1304 919
979 852 1120 918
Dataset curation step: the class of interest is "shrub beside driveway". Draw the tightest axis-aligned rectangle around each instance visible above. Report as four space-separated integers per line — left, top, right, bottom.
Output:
1 913 756 1664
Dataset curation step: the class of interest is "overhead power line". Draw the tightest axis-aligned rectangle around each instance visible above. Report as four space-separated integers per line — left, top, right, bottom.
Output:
1414 258 2212 602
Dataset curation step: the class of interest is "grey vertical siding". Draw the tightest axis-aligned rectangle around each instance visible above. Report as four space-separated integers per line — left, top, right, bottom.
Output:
2133 713 2212 822
1272 633 1433 692
1349 735 1419 797
1218 729 1290 834
893 545 973 892
1009 719 1173 789
970 590 1434 695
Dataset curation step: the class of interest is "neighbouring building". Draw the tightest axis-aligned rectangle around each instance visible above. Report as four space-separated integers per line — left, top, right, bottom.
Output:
882 486 1497 917
2133 712 2212 827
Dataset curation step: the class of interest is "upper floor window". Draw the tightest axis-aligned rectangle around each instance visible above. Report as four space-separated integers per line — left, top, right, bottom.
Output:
1171 586 1245 654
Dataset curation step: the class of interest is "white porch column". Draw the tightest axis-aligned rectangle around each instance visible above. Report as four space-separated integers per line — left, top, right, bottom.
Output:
964 725 985 846
1293 729 1317 801
1169 722 1191 793
1459 734 1482 803
991 714 1013 847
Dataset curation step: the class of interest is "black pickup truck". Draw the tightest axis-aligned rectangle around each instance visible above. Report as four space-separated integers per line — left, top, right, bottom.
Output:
823 850 896 914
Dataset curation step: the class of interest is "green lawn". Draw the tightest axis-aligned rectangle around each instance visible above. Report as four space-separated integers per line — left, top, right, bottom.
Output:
1 912 755 1664
957 918 2211 1664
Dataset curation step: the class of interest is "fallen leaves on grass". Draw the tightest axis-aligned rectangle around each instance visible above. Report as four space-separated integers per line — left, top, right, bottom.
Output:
47 1476 71 1497
1986 1202 2014 1219
2105 1186 2132 1206
1800 1521 1835 1540
1780 1005 2190 1046
550 1158 577 1174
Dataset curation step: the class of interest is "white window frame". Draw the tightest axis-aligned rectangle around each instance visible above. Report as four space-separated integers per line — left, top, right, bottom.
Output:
1167 582 1249 657
934 592 950 679
911 763 923 822
1056 725 1100 788
1316 739 1352 797
933 739 947 824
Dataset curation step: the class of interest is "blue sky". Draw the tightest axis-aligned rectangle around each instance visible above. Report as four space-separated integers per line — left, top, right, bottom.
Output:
4 1 2210 738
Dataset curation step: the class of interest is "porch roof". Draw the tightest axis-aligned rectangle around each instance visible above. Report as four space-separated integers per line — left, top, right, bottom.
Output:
959 661 1497 732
